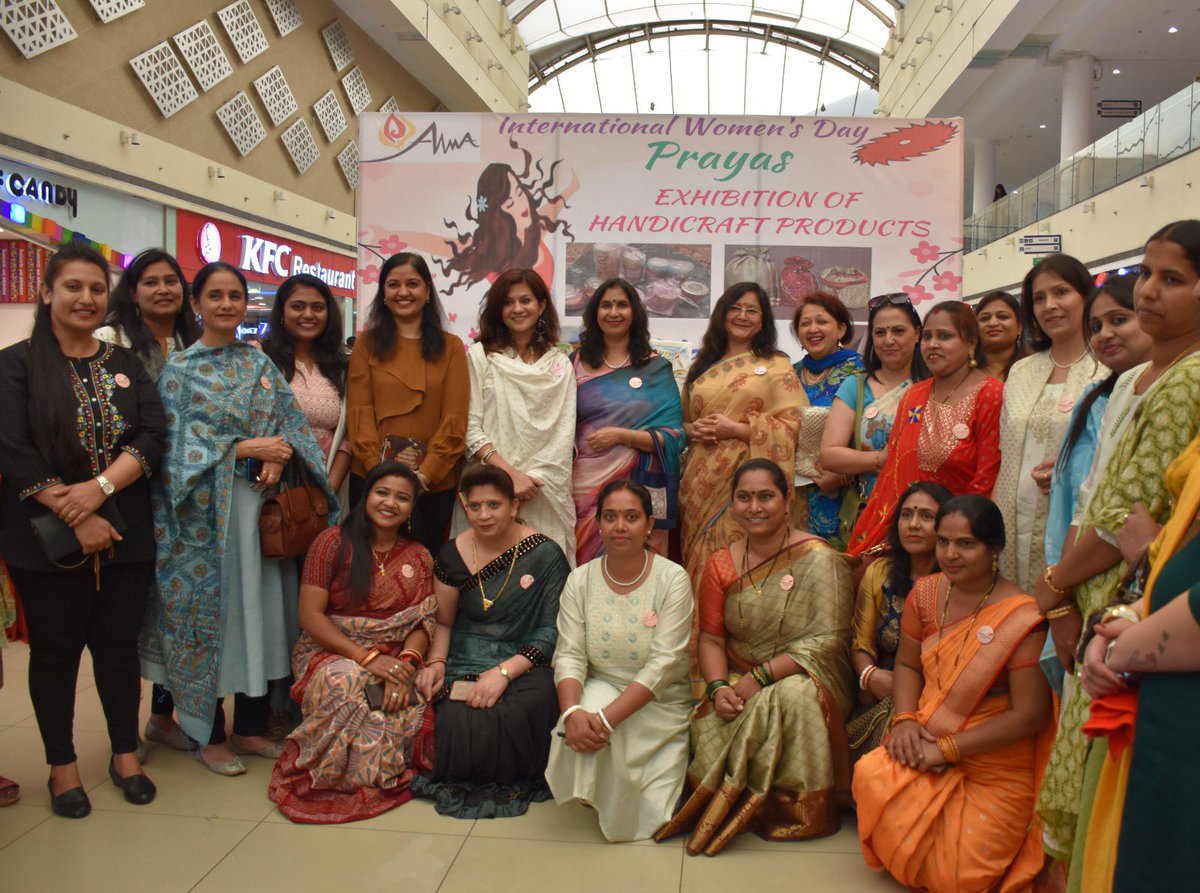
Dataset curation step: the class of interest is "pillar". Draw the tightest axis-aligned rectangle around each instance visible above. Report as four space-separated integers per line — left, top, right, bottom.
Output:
972 138 997 214
1061 54 1094 159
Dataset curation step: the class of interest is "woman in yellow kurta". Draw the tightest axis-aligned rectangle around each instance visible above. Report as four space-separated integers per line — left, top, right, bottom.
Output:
853 495 1051 893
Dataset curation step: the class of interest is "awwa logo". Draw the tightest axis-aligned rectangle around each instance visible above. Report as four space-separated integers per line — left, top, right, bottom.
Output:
375 115 481 161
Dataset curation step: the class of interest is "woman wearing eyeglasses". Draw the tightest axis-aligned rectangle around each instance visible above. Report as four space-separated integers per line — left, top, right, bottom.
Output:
820 294 928 547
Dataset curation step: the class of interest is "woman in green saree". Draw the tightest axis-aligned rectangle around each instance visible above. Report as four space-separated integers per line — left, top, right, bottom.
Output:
655 459 853 855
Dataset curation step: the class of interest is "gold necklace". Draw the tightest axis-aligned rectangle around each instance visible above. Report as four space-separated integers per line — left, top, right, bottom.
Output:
934 574 997 685
1134 340 1200 393
473 531 521 611
371 541 397 577
930 366 972 404
741 528 791 595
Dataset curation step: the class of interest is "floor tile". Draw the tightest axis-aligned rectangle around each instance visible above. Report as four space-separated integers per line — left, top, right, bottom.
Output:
0 725 113 801
439 836 683 893
191 822 463 893
261 792 473 836
679 847 904 892
468 798 671 846
0 671 34 726
706 812 864 855
0 811 257 891
0 803 51 850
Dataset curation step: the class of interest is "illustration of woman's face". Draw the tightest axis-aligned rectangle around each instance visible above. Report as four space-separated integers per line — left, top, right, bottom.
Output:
501 172 532 232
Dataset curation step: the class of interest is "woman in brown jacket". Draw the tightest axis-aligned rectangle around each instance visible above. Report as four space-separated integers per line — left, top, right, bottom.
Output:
347 252 468 552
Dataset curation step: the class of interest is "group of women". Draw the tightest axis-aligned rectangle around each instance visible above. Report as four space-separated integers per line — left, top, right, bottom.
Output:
0 219 1198 892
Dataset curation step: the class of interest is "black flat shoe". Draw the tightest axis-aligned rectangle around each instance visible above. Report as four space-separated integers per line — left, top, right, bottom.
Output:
47 778 90 818
108 758 156 805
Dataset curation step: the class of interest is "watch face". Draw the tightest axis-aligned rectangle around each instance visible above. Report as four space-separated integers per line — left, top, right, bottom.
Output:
197 222 222 264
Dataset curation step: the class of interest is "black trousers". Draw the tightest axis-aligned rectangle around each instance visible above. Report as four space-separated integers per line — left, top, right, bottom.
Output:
349 474 456 556
10 561 153 765
150 683 270 745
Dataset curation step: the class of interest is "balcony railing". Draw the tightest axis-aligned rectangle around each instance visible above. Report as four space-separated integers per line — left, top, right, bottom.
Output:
964 81 1200 253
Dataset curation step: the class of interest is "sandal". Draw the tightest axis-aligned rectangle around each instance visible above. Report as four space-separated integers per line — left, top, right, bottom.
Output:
0 774 19 807
194 747 247 777
230 737 284 760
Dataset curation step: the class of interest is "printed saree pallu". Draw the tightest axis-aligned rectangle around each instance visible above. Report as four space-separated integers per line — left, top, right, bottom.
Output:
573 355 683 564
853 576 1048 893
655 538 854 855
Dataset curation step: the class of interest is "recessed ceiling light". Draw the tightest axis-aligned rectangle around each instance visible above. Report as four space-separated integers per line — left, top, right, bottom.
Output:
1168 25 1179 33
1112 67 1121 74
1039 123 1047 129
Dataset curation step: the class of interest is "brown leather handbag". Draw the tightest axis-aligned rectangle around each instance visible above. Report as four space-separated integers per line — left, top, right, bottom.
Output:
259 462 330 559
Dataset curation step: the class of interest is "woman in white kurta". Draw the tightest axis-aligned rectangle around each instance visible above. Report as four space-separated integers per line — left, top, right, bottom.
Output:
454 269 577 562
994 256 1105 589
546 480 693 842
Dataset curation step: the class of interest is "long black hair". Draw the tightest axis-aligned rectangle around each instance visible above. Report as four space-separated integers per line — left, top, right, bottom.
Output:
861 295 929 381
262 274 347 396
936 494 1006 552
28 243 111 476
364 252 448 363
477 268 560 357
1054 274 1138 476
686 282 781 387
105 249 199 360
577 278 653 368
884 482 952 599
333 461 421 604
1020 254 1093 352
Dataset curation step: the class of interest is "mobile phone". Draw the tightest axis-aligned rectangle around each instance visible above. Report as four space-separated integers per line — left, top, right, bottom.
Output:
364 681 420 711
245 458 264 482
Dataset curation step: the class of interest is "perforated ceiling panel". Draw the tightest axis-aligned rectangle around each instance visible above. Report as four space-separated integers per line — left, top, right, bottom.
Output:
263 0 301 37
173 20 233 92
87 0 143 23
281 118 319 174
253 65 297 127
216 0 268 64
337 140 360 189
340 66 371 116
1 0 78 59
379 96 400 116
129 41 199 119
216 91 266 157
313 90 347 142
320 20 353 71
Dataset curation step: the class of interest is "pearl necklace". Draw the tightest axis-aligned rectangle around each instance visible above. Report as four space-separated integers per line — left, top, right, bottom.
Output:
1049 346 1088 370
603 550 649 587
603 353 630 369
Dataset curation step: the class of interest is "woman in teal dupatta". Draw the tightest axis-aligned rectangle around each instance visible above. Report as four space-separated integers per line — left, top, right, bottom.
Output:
572 279 684 564
141 263 337 772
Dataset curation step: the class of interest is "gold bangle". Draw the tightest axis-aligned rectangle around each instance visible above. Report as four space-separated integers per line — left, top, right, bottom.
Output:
425 657 447 666
1044 602 1077 620
359 648 380 668
1100 604 1142 626
1043 565 1068 598
890 711 919 729
937 735 960 764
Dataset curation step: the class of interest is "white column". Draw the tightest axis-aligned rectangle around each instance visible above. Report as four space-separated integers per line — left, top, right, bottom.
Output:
1061 54 1094 159
972 138 997 214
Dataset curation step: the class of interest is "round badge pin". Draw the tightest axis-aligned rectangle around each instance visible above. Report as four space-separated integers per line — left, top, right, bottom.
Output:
864 405 879 420
113 373 131 389
780 574 795 591
753 364 768 376
520 574 535 589
952 423 970 440
629 376 643 390
976 625 994 645
642 610 658 628
401 564 415 579
550 362 564 378
1057 397 1076 413
260 376 273 389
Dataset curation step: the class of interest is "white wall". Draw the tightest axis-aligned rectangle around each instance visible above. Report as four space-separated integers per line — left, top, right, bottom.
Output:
0 304 35 349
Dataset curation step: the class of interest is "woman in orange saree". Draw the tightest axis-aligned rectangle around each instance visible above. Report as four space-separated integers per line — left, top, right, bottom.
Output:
853 495 1052 893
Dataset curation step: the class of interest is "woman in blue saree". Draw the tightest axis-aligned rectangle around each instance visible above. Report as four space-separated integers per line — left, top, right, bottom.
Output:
141 262 337 776
572 278 684 564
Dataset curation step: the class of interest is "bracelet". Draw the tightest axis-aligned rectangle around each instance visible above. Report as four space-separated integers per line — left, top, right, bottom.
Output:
890 711 919 729
425 656 447 667
1044 602 1078 620
873 451 883 471
358 648 381 668
480 448 497 465
705 679 732 702
597 707 615 733
627 430 636 448
398 649 424 667
750 665 772 687
937 735 960 764
1100 604 1141 627
1044 565 1069 598
560 704 586 724
858 664 877 691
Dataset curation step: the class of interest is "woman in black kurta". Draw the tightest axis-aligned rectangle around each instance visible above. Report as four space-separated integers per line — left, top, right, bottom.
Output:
0 244 165 818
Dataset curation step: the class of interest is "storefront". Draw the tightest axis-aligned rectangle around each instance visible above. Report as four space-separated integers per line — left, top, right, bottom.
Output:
0 155 166 348
175 211 357 342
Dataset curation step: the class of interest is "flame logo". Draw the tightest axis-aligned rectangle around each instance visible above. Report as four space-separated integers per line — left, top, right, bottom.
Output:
379 114 416 149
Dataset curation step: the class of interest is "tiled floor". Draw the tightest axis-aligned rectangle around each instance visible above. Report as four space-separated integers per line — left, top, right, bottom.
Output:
0 641 902 892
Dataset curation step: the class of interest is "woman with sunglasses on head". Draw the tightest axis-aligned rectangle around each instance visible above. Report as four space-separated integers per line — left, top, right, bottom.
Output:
269 461 436 824
1034 220 1200 867
847 481 951 762
846 302 1004 556
347 252 468 553
680 283 804 601
854 495 1052 893
141 261 337 777
571 278 684 564
790 293 864 540
656 459 853 854
263 274 352 496
993 255 1105 592
547 480 693 842
455 268 576 562
974 291 1028 382
820 293 928 548
0 244 166 817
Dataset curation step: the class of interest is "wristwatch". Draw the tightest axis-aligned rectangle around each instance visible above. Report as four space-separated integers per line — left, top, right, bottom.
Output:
1100 604 1141 627
95 474 115 497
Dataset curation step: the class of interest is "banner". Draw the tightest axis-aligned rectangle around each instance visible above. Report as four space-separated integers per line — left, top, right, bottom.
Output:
356 113 964 355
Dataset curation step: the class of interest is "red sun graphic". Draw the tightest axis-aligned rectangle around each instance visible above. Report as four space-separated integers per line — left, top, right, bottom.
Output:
853 121 959 166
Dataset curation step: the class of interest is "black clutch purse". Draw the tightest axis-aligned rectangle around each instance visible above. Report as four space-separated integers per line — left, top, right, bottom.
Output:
28 499 127 566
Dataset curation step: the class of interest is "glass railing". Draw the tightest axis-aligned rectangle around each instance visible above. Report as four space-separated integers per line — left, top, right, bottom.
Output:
964 81 1200 252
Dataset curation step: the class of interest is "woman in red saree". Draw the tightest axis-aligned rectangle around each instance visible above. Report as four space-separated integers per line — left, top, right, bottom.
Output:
848 302 1003 556
853 495 1052 893
269 461 437 824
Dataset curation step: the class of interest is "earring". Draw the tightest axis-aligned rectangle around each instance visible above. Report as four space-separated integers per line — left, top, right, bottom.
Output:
991 553 999 577
968 351 978 368
195 312 203 323
836 339 844 350
535 316 547 332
